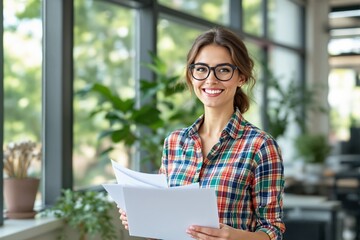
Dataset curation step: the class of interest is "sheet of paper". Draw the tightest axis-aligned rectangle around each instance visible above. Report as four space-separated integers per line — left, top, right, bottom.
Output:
102 184 126 210
123 186 219 240
111 160 168 188
102 182 200 211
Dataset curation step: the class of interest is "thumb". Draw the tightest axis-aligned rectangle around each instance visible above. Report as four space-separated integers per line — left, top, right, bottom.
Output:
219 223 228 229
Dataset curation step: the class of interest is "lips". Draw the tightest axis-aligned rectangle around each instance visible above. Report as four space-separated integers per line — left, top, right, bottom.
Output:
203 88 223 95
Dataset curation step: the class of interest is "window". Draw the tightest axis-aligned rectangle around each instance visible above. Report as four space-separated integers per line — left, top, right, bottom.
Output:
3 0 42 206
268 0 303 47
243 41 263 128
73 0 136 189
158 0 230 25
243 0 263 37
268 46 303 160
328 69 360 141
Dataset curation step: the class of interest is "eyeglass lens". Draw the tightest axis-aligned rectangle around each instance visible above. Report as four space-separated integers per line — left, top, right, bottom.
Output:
190 64 235 81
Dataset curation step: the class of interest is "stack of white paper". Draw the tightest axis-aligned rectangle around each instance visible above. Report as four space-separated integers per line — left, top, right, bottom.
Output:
102 160 219 240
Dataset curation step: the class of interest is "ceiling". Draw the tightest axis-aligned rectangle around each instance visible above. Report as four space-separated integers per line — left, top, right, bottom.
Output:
328 0 360 70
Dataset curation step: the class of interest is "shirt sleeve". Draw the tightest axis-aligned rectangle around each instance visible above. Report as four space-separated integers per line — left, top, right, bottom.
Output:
158 135 169 175
252 137 286 240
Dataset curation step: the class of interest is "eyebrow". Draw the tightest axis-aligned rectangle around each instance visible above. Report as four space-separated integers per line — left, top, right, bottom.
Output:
194 62 232 66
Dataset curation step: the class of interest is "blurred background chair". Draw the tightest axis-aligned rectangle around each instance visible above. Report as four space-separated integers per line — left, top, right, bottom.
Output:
283 219 326 240
332 155 360 240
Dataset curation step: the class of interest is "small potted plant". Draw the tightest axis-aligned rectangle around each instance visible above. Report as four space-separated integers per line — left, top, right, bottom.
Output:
3 140 42 219
294 133 332 182
45 189 117 240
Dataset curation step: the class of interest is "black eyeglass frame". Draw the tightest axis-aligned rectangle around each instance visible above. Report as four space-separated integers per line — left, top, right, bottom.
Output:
188 63 239 81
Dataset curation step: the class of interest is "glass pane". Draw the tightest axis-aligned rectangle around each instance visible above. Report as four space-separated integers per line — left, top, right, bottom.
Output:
73 0 135 189
243 41 263 128
158 0 230 25
243 0 263 36
328 69 360 141
157 18 204 128
3 0 43 206
158 18 203 77
268 47 302 160
268 0 302 47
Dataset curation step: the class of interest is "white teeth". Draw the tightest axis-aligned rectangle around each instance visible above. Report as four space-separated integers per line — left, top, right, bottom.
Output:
204 89 222 94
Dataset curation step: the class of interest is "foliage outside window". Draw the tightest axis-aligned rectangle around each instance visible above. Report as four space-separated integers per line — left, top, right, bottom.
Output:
243 0 263 37
158 0 230 25
3 0 42 205
73 0 135 189
3 1 42 147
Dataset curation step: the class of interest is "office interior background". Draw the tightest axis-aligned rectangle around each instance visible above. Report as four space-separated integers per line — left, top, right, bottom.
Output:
0 0 360 239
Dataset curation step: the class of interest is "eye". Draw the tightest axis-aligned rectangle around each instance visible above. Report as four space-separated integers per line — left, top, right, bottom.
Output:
217 66 232 74
195 66 208 73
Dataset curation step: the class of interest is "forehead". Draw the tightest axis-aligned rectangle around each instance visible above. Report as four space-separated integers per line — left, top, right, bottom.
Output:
195 44 233 65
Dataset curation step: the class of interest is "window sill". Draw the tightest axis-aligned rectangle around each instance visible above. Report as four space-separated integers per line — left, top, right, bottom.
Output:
0 216 63 240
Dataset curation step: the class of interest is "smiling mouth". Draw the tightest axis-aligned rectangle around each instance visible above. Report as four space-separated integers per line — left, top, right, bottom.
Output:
203 89 223 94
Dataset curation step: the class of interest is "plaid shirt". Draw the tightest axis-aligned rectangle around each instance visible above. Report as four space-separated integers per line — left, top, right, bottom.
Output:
159 108 285 239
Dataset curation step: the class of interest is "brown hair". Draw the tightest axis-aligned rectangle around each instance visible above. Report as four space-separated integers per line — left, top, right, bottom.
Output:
186 27 255 113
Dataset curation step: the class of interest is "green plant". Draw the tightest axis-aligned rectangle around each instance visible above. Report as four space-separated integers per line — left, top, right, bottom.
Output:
46 189 116 240
294 133 332 164
3 140 41 178
264 68 326 139
77 52 202 170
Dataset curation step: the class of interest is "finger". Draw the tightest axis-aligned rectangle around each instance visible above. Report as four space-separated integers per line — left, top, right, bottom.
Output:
119 209 127 216
219 223 229 229
190 225 221 237
120 213 128 221
187 226 214 240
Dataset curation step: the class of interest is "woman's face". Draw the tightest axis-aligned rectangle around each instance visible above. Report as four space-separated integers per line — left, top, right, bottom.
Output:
191 44 243 111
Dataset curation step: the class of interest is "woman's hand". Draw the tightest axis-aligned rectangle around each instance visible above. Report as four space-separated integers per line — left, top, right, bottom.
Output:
119 209 156 240
186 223 270 240
186 223 235 240
119 208 128 230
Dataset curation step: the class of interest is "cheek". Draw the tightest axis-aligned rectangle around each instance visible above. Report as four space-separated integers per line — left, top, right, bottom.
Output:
192 80 202 89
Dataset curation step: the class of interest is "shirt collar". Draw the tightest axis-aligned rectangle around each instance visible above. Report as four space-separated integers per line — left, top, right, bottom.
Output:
223 107 245 139
188 108 245 140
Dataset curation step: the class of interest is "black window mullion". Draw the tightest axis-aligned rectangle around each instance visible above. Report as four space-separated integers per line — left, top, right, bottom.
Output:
229 0 242 31
263 0 268 39
0 0 4 226
132 0 158 171
42 0 74 206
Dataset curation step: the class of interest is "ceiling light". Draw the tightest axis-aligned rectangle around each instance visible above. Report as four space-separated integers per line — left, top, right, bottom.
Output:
329 9 360 18
330 28 360 37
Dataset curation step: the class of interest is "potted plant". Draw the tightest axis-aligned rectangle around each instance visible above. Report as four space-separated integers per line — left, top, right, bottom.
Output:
45 189 116 240
262 64 327 140
3 140 42 219
294 133 332 182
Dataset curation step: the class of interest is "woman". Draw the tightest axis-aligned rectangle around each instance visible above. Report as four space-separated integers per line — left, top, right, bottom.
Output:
120 27 285 240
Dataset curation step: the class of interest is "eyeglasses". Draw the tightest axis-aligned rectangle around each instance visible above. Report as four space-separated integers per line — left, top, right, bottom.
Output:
189 63 239 81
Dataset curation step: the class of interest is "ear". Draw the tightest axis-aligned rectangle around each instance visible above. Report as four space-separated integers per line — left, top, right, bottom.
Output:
238 75 246 87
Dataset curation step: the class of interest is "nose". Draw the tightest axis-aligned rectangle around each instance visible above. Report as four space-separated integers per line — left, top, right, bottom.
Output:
205 69 218 84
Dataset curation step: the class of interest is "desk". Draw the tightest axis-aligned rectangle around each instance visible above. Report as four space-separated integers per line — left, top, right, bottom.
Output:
283 194 341 240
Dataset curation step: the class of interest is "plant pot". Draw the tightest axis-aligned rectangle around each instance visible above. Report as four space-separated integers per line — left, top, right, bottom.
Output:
303 163 323 183
4 177 40 219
